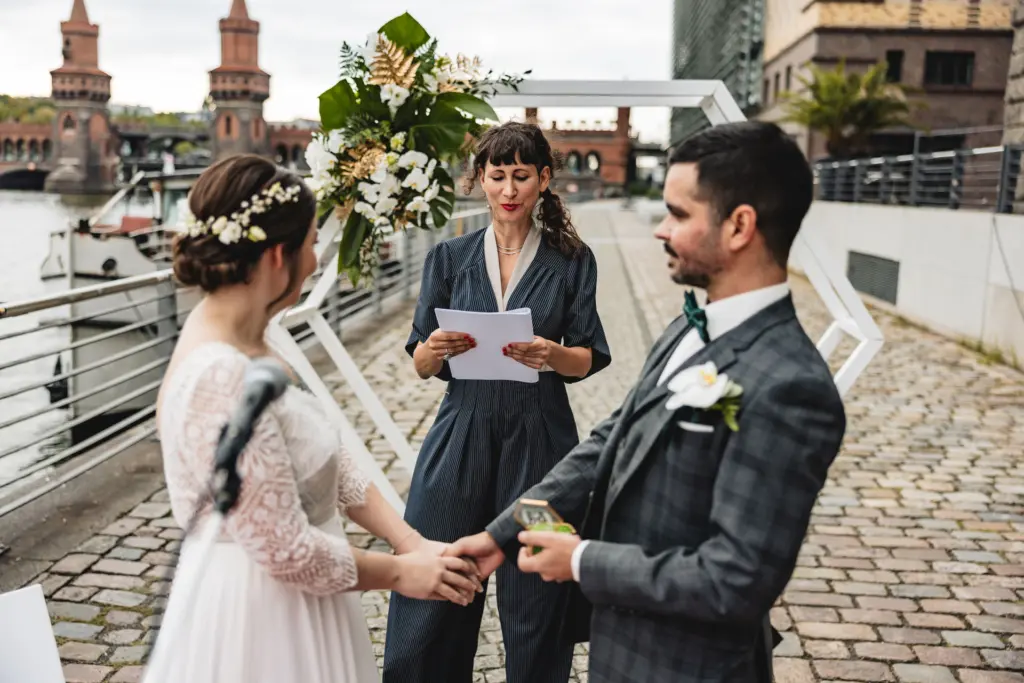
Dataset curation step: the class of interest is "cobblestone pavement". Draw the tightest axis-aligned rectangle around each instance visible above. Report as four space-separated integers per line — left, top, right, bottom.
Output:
16 204 1024 682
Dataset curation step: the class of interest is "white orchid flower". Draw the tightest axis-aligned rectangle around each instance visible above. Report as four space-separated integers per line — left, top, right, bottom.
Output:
357 181 380 204
402 168 431 192
379 173 401 197
354 201 377 220
398 150 430 170
665 362 733 411
326 129 347 154
423 181 441 202
370 158 390 184
380 84 410 115
304 138 335 177
408 196 431 213
374 196 398 215
359 33 380 63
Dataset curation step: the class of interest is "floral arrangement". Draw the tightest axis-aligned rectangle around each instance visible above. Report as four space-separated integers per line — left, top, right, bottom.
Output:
306 12 529 284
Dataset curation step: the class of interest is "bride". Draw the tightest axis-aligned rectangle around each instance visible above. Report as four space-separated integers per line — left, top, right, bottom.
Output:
151 154 480 682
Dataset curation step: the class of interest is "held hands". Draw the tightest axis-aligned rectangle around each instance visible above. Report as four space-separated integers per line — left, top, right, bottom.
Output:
394 531 483 605
516 531 580 583
504 336 551 370
393 551 481 606
426 329 476 362
445 531 506 579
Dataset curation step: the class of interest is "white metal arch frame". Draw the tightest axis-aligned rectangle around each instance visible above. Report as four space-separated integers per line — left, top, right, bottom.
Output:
270 80 884 512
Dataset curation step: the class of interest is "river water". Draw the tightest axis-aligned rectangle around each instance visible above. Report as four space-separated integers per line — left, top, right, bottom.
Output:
0 190 117 483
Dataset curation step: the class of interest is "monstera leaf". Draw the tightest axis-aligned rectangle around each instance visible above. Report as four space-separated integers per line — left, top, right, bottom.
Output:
435 92 499 122
319 80 357 131
379 13 430 54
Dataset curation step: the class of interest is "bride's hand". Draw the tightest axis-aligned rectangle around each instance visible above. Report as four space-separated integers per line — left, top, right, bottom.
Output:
396 532 484 597
394 552 480 605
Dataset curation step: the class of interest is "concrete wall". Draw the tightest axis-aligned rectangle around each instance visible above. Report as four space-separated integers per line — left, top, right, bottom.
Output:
793 201 1024 366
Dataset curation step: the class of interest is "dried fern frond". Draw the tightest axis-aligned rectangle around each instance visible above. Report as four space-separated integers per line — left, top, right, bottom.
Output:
336 142 386 187
368 36 418 89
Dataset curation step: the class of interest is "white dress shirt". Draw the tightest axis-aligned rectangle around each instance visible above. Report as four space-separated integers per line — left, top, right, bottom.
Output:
569 282 791 582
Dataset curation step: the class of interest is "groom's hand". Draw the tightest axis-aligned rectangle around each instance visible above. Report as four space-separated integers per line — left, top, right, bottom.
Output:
446 531 505 579
517 531 580 583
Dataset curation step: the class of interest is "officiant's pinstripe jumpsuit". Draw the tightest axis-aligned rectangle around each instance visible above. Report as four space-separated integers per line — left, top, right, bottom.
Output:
382 228 610 683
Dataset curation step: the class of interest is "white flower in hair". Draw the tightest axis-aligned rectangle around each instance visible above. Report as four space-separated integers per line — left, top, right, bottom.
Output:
178 180 301 245
219 221 243 245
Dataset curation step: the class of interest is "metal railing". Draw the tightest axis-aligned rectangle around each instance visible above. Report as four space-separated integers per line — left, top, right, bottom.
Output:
0 208 491 519
814 144 1024 213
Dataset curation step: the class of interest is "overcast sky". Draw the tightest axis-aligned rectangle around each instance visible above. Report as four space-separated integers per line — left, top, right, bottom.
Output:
0 0 675 143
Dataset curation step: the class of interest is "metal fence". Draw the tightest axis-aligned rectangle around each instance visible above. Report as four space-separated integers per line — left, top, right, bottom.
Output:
0 208 491 520
814 144 1024 213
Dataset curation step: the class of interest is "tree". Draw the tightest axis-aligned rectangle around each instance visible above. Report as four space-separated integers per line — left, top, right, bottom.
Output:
0 95 56 124
781 60 924 159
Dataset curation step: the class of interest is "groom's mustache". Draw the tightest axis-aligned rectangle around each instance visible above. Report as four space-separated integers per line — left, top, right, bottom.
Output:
663 242 678 258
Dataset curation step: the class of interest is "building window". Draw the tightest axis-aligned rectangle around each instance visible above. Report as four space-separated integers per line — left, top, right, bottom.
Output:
773 73 780 100
885 50 904 82
924 51 973 87
762 78 770 105
566 151 582 175
785 66 792 92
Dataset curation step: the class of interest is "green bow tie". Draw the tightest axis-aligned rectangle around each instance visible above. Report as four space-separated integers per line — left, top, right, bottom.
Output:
683 290 710 343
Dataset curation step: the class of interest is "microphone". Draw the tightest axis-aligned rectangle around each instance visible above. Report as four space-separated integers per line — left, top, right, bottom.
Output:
211 357 292 515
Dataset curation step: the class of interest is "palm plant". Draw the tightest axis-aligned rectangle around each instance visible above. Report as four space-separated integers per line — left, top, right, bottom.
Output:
781 60 924 158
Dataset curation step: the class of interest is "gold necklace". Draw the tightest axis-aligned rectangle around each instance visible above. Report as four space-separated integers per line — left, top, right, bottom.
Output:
495 242 523 255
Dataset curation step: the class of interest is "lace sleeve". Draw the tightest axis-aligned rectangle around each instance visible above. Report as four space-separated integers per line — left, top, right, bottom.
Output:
183 354 360 596
336 444 370 511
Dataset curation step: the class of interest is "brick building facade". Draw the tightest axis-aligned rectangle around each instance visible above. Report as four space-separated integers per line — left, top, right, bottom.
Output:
759 0 1014 159
43 0 118 193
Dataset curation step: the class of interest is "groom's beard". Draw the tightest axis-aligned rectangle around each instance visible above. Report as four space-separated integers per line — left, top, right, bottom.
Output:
664 241 713 289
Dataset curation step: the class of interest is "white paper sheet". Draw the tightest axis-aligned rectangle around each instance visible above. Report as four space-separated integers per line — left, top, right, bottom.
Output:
435 308 538 383
0 584 65 683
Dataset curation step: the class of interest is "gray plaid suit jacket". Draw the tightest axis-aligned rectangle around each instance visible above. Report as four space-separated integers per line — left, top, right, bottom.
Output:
487 295 846 683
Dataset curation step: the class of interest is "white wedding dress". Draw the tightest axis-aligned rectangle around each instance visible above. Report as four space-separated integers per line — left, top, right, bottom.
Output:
152 341 380 682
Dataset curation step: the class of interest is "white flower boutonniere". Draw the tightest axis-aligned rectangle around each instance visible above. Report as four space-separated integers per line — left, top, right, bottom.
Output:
666 362 744 432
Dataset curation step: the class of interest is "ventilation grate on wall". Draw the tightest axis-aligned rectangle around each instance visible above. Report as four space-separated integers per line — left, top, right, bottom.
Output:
847 251 900 305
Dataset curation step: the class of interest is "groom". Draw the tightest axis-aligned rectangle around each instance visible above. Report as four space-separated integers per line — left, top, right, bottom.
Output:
449 121 847 682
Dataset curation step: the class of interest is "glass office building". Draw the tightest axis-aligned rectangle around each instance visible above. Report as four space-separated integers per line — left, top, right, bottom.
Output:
670 0 764 144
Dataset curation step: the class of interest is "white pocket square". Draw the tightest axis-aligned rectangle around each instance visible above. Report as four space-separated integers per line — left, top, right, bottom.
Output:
678 421 714 433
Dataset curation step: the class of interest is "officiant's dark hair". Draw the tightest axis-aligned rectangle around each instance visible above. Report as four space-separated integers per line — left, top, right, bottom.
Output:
669 121 812 267
465 121 583 258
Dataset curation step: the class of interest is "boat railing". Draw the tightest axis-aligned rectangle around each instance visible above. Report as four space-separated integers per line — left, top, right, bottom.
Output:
0 207 491 522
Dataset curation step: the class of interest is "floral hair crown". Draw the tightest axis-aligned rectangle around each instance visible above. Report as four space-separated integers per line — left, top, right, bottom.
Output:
180 181 302 245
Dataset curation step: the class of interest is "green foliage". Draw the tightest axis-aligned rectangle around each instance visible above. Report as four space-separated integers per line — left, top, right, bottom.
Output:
780 60 924 159
379 12 431 53
0 95 56 124
110 111 206 129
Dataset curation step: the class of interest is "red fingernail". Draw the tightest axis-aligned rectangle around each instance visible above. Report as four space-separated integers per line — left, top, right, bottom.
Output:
502 349 508 356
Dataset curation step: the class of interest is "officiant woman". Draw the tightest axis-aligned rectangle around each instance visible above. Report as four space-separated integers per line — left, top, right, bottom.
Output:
383 121 611 683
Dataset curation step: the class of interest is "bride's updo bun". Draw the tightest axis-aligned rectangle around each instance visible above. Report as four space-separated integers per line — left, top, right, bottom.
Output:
172 154 316 293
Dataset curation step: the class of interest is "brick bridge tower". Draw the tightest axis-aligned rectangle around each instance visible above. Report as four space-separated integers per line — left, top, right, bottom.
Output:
44 0 117 194
209 0 270 160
